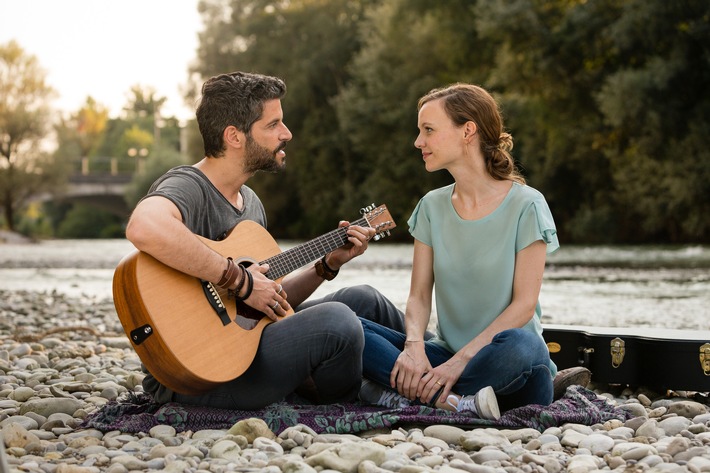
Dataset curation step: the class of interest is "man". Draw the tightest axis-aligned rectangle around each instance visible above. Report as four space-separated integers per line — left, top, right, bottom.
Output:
125 71 374 410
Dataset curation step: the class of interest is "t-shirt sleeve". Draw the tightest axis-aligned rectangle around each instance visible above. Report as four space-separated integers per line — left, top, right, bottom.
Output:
407 197 433 246
146 173 204 227
516 196 560 254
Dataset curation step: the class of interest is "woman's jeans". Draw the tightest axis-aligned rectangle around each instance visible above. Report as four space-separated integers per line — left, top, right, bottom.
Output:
311 285 554 411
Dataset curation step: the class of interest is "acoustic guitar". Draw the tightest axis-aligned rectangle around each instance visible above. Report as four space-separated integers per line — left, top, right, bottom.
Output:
113 204 396 395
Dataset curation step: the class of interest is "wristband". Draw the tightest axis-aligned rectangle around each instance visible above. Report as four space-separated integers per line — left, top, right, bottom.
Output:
315 255 339 280
217 257 238 289
236 265 254 301
228 264 246 299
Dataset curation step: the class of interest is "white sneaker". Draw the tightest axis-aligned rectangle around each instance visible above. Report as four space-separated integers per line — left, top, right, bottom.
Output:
446 386 500 420
359 379 411 409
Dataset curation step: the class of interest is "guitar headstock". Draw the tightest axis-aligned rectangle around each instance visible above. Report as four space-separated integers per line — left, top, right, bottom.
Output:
361 203 396 241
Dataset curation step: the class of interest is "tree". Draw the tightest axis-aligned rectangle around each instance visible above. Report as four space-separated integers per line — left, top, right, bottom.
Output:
334 0 492 230
476 0 710 243
193 0 381 237
54 97 109 173
0 40 65 232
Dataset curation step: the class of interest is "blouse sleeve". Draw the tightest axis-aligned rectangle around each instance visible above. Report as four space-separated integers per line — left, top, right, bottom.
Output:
516 197 560 255
407 197 433 246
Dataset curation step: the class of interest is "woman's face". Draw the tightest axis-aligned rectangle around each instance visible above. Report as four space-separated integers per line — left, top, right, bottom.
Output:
414 99 467 173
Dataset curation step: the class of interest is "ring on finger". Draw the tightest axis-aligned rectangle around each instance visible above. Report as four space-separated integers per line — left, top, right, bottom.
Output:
276 284 283 295
435 381 442 386
272 301 280 310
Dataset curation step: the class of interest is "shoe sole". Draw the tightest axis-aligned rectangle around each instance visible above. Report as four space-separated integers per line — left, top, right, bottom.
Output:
476 386 501 421
553 367 592 399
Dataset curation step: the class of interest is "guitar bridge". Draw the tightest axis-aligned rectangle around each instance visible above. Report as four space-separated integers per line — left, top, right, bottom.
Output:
201 280 232 326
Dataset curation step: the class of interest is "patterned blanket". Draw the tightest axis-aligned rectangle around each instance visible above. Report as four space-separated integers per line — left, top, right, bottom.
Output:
82 386 630 435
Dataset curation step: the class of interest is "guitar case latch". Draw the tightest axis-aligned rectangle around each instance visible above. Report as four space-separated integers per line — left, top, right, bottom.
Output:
700 343 710 376
610 337 625 368
130 324 153 345
578 346 594 367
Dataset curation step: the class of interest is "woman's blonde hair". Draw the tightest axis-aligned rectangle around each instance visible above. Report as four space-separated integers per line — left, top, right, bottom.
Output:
418 83 525 184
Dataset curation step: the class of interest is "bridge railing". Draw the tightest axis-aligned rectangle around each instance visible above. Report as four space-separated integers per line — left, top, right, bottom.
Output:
74 156 144 176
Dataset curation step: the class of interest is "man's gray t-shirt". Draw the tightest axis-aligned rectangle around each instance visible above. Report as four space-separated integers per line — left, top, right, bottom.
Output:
140 165 267 402
146 165 267 237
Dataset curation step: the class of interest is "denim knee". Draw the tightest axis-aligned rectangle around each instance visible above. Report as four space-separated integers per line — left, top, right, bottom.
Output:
493 329 550 365
311 301 365 350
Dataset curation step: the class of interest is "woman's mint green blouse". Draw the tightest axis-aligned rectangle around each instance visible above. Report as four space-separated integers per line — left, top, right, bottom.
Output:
407 182 559 366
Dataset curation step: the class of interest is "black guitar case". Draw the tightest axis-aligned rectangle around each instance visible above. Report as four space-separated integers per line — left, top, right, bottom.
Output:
543 324 710 392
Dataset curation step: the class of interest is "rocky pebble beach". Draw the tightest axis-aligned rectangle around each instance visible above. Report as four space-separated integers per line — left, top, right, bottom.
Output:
1 289 709 473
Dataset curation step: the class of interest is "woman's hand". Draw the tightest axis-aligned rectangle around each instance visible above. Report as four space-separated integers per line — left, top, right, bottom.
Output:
390 341 431 400
417 355 468 405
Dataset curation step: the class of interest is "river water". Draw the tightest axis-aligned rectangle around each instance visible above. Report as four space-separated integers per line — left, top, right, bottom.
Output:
0 239 708 331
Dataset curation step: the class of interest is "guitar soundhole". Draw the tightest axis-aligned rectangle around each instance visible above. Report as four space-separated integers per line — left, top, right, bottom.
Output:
235 301 265 330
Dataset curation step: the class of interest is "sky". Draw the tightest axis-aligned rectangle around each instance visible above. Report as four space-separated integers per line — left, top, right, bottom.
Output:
0 0 203 122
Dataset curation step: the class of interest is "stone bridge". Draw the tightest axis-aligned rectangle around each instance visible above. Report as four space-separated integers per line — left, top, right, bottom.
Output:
31 172 134 218
61 173 134 217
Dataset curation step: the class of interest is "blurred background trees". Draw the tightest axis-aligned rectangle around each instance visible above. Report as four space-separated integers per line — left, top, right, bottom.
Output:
0 40 66 233
1 0 708 243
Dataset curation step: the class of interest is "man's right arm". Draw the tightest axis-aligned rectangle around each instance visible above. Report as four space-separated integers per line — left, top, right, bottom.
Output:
125 195 225 284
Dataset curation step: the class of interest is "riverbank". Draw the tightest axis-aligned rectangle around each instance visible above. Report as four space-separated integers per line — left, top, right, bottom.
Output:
0 230 33 245
1 290 709 472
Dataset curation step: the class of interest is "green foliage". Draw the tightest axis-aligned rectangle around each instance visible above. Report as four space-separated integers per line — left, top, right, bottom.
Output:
10 0 705 243
47 77 188 237
334 0 488 227
124 145 187 210
472 0 709 243
0 40 66 232
56 203 124 238
181 0 710 243
194 0 381 237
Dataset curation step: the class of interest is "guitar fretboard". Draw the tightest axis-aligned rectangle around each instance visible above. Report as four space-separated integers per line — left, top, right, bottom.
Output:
262 217 368 280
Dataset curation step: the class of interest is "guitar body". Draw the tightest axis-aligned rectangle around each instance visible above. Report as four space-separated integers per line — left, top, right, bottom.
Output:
113 204 395 396
114 221 286 395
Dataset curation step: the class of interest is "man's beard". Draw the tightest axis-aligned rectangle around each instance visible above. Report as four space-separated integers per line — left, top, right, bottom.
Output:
243 135 287 174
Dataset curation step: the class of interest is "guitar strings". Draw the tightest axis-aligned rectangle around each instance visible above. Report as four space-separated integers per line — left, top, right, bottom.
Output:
263 217 368 280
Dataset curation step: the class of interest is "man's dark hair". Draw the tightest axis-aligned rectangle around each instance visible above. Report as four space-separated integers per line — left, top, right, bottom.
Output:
196 71 287 158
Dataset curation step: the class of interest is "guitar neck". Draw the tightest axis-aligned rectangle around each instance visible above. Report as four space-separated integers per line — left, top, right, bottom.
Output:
262 216 368 280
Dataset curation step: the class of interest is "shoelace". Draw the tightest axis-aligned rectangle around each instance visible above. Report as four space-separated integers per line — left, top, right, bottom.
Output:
378 390 409 408
446 394 475 413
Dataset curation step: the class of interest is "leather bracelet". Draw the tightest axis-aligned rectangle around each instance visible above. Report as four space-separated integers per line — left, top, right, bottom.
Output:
217 257 238 289
228 264 247 299
315 255 339 281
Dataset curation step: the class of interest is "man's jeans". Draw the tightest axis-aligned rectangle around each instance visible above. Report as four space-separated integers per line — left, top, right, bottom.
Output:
311 285 553 410
172 300 364 410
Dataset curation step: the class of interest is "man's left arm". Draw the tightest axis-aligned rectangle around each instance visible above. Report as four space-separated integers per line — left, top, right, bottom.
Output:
281 222 375 307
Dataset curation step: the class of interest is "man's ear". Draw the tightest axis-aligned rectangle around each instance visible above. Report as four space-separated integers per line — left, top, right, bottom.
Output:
224 125 245 149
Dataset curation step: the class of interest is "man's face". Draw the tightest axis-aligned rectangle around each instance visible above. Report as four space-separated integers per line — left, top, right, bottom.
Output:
243 99 292 174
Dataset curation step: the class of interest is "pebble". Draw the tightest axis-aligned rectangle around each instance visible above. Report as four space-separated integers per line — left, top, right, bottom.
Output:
1 289 709 473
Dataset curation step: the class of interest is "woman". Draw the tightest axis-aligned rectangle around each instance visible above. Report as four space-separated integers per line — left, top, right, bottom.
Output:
357 83 562 419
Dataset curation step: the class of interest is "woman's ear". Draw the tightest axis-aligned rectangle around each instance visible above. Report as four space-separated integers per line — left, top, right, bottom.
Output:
463 121 478 142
